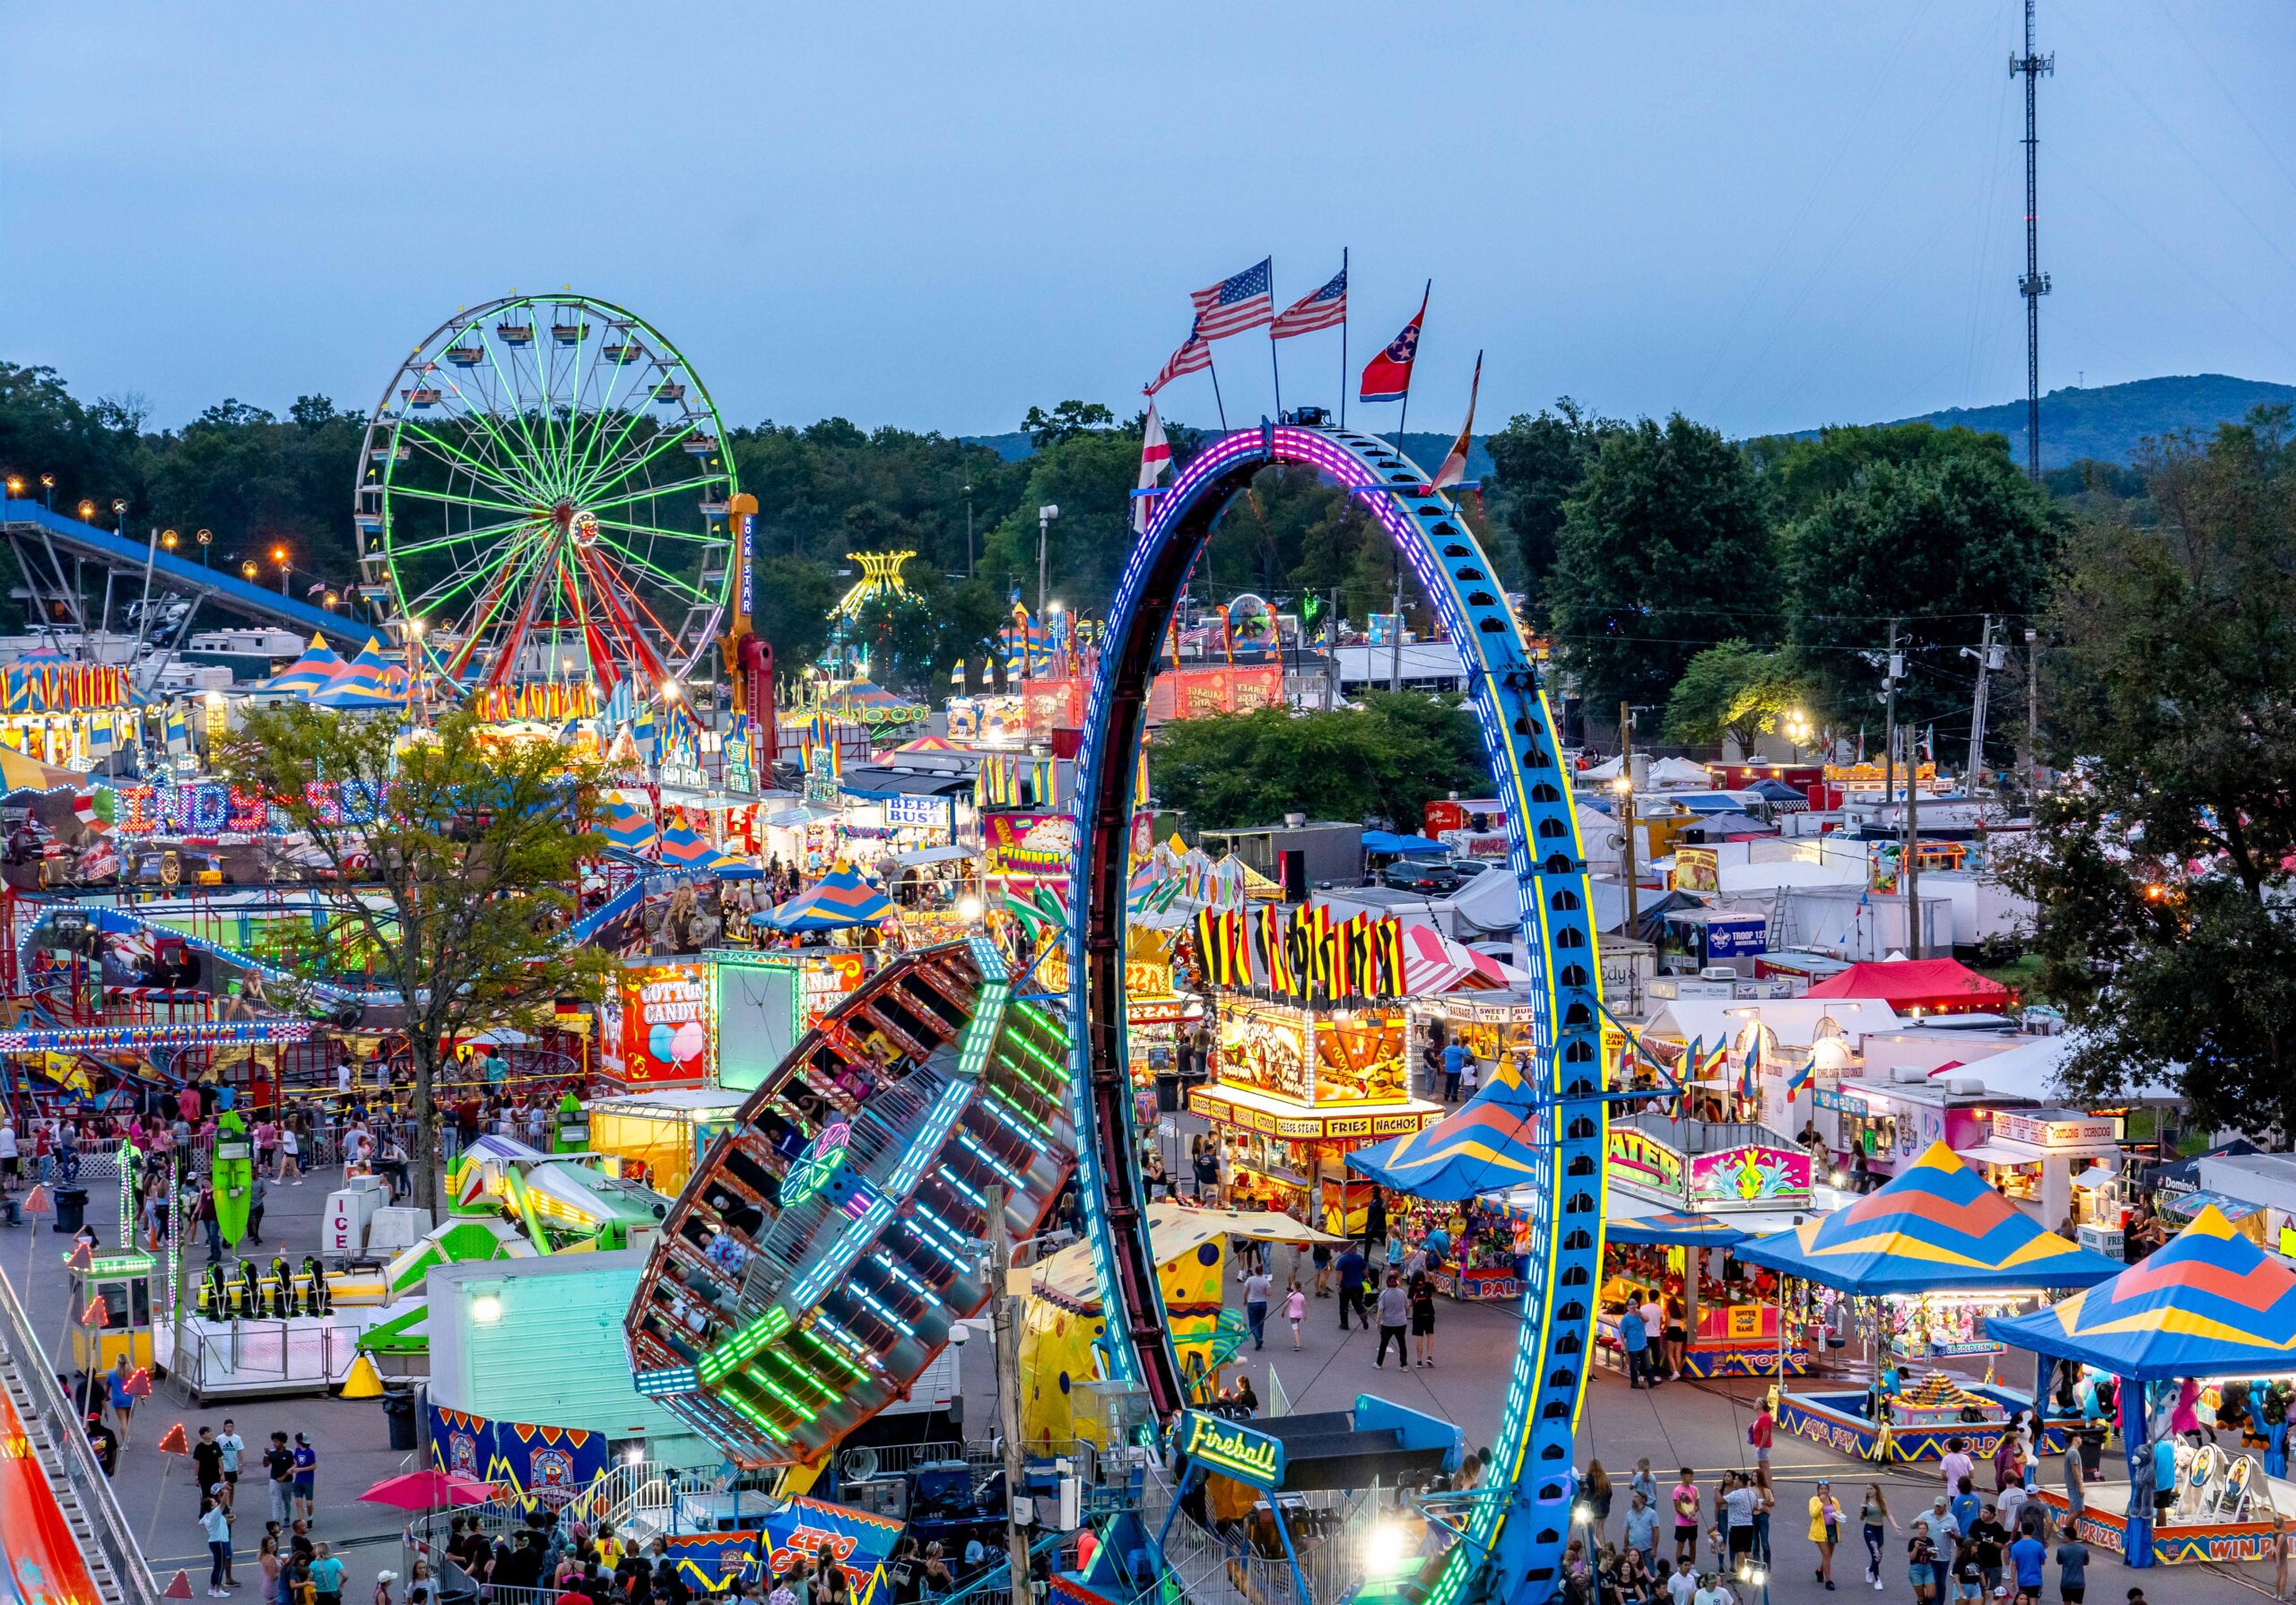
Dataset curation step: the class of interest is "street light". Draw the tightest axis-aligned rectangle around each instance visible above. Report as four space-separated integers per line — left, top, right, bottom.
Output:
196 528 212 568
77 500 95 521
4 476 21 499
270 544 290 594
39 473 54 510
240 560 259 583
161 529 179 552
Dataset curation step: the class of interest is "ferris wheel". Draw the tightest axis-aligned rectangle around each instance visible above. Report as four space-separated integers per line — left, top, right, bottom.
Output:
354 293 737 694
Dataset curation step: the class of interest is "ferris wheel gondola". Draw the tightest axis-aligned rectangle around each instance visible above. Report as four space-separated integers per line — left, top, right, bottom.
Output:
354 292 737 696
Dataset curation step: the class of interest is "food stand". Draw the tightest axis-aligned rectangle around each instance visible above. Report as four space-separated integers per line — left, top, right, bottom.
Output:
1188 997 1442 1227
1955 1108 2126 1232
1390 1195 1535 1301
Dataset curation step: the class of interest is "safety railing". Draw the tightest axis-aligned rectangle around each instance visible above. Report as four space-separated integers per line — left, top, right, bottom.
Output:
0 1261 160 1605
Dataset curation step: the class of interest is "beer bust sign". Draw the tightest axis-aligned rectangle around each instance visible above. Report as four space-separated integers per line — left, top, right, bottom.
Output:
1178 1410 1287 1489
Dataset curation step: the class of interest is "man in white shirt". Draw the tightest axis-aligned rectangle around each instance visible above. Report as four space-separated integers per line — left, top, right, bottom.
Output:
1640 1294 1667 1378
1665 1561 1697 1605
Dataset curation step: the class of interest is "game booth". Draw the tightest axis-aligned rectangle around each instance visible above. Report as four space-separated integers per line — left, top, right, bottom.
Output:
1741 1142 2119 1464
1989 1206 2296 1567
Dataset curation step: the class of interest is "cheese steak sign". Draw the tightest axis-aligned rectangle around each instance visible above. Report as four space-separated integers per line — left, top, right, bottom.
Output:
1178 1410 1286 1489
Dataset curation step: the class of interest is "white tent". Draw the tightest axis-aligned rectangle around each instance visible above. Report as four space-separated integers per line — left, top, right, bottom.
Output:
1648 756 1713 788
1952 1032 2181 1104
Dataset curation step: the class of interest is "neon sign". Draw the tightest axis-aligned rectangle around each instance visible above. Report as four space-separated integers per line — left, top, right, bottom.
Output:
1177 1409 1285 1489
778 1122 852 1208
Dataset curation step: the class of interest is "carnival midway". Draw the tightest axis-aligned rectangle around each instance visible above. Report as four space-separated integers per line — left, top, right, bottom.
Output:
0 225 2289 1605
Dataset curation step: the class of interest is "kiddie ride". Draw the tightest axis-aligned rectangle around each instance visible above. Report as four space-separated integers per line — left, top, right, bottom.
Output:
620 425 1607 1605
170 1124 667 1400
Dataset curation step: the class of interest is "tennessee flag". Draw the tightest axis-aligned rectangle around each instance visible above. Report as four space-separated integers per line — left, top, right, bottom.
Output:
1359 283 1427 403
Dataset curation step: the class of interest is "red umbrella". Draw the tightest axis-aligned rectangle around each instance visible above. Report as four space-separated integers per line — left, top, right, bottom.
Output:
358 1470 503 1510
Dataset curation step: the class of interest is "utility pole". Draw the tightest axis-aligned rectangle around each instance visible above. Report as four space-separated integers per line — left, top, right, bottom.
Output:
1616 700 1639 940
1387 564 1404 693
986 1186 1031 1594
964 480 976 579
1879 620 1902 814
2024 627 2042 798
1962 616 2001 792
2013 0 2054 482
1902 724 1923 959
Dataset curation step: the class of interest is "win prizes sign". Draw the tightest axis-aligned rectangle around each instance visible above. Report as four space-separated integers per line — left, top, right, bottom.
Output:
1178 1410 1286 1489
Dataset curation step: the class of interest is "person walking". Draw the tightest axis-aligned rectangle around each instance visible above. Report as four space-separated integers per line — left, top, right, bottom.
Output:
217 1419 244 1506
202 1496 234 1597
1282 1278 1306 1350
1362 1190 1388 1254
1620 1302 1652 1389
2052 1529 2089 1605
1809 1478 1843 1591
264 1433 295 1525
291 1435 316 1523
1242 1264 1272 1352
1373 1272 1410 1368
1409 1266 1438 1366
1440 1038 1467 1104
1858 1483 1896 1589
1586 1461 1614 1545
105 1355 136 1447
247 1175 267 1247
1335 1244 1369 1332
277 1123 302 1185
309 1543 345 1605
193 1427 224 1510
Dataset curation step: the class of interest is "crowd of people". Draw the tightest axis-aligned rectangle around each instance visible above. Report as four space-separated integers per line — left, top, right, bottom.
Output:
1544 1419 2161 1605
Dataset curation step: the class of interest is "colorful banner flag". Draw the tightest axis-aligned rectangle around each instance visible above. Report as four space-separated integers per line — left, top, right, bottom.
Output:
1359 284 1427 403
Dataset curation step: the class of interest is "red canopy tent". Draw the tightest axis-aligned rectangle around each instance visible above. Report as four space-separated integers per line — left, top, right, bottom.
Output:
1803 958 2011 1014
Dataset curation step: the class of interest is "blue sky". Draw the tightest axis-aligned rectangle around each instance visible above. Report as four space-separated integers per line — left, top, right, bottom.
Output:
5 4 2292 439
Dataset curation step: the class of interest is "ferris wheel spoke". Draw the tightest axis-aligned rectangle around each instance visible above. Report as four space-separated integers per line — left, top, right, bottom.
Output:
430 359 561 504
589 536 714 605
388 516 541 561
574 416 706 507
567 341 674 492
562 328 639 489
473 337 567 503
578 476 727 522
386 482 539 520
396 421 540 507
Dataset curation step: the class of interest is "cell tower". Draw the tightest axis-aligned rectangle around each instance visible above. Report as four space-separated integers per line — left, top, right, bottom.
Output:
2012 0 2054 482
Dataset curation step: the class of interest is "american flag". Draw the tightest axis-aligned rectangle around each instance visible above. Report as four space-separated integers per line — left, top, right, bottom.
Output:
1145 320 1212 395
1188 257 1274 341
1270 265 1347 339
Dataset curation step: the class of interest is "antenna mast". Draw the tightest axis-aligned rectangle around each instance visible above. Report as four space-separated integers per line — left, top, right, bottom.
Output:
2012 0 2054 482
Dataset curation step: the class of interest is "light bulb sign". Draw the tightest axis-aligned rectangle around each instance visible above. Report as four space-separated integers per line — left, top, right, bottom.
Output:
1176 1410 1286 1490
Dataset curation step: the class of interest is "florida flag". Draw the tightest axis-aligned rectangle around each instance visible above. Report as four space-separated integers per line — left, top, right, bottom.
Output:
1134 402 1170 534
1359 285 1427 403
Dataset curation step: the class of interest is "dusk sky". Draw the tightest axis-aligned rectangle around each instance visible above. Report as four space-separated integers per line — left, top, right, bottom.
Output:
6 4 2292 440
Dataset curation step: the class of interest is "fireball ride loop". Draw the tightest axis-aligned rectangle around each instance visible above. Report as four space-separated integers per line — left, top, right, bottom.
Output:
1062 422 1608 1604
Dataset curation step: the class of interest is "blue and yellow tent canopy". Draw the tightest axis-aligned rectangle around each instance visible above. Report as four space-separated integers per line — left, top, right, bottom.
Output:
1986 1204 2296 1381
755 861 893 933
1608 1210 1752 1248
1346 1075 1549 1202
1734 1140 2122 1295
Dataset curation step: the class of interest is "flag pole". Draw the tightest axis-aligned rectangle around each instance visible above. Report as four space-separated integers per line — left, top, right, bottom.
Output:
1338 247 1349 429
1206 346 1230 434
1267 260 1283 421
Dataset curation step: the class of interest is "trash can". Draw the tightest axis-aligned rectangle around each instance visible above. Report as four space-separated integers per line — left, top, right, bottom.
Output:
381 1386 419 1452
1153 1073 1182 1115
52 1187 88 1235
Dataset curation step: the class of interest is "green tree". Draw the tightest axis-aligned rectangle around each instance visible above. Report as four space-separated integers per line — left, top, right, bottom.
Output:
216 707 611 1213
1151 691 1487 831
2006 408 2296 1138
1023 400 1118 448
1484 397 1622 590
1780 445 2060 739
1547 414 1778 722
752 554 840 671
1744 420 2011 522
1661 639 1808 751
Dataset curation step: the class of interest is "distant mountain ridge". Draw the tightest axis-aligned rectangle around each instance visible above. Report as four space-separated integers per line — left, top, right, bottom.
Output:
963 373 2294 475
1852 373 2296 469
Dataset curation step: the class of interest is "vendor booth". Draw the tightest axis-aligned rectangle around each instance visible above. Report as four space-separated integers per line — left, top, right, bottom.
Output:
1989 1206 2296 1567
1189 997 1441 1225
586 1088 752 1196
1593 1210 1808 1377
1739 1141 2118 1464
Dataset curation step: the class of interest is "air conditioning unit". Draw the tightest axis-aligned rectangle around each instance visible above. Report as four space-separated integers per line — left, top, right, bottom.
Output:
1700 967 1737 982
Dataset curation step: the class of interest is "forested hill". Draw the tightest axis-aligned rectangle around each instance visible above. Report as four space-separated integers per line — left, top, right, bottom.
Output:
962 429 1497 481
1882 373 2296 469
970 374 2295 474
